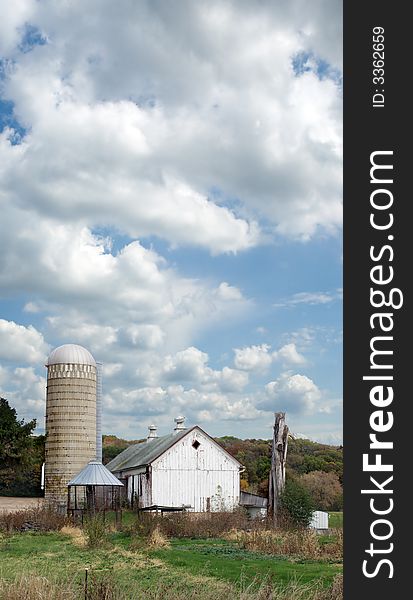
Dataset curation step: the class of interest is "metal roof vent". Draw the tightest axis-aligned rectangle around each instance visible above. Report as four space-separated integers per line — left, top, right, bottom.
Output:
173 416 186 434
147 425 158 441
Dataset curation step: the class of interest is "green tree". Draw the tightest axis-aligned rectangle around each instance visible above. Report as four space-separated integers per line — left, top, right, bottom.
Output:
0 398 36 465
280 479 315 528
0 398 42 496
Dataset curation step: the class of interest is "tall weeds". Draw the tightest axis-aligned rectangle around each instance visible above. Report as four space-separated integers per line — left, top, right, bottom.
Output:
0 572 343 600
0 575 76 600
227 529 343 561
0 503 68 533
127 509 252 539
83 514 108 548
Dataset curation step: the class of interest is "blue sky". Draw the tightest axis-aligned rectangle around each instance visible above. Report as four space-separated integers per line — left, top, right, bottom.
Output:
0 0 342 444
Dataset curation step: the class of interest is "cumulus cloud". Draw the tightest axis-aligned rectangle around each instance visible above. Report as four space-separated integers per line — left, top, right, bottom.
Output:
1 0 341 246
0 203 250 357
234 342 306 371
130 346 249 394
263 372 322 414
273 343 307 366
0 364 46 423
234 344 273 372
0 319 49 364
0 0 35 56
0 1 342 441
105 382 260 431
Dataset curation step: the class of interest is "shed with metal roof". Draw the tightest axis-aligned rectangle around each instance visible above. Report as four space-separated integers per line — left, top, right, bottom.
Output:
67 460 123 517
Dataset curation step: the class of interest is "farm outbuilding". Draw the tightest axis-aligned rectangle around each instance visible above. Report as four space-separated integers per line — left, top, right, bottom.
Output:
310 510 329 530
67 460 123 518
240 491 268 519
107 418 243 512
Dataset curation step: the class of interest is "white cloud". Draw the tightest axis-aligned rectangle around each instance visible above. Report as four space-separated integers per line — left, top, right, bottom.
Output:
273 343 307 366
0 319 49 364
234 344 273 372
216 282 244 302
104 382 260 428
1 95 259 254
136 346 249 394
0 364 46 426
118 324 165 350
1 0 342 244
274 289 342 308
0 0 35 56
234 342 306 371
0 1 342 443
0 205 251 358
218 367 249 393
163 347 210 383
263 372 322 414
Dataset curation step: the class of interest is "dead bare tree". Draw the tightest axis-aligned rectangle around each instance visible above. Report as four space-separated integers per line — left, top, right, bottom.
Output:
268 412 289 526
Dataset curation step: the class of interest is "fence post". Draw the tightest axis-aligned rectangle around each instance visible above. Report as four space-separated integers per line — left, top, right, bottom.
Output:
84 568 88 600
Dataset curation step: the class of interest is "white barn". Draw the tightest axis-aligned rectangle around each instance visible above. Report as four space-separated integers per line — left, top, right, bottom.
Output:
106 418 243 512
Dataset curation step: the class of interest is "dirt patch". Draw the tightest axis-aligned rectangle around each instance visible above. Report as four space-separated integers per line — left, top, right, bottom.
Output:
0 497 44 514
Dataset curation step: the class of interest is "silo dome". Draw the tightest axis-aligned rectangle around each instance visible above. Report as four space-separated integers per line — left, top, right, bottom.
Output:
46 344 96 367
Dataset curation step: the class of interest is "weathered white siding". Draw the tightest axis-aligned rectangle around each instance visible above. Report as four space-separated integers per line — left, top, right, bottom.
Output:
151 429 240 511
126 469 152 506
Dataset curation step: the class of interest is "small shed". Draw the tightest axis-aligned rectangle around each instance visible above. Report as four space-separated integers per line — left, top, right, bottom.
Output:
67 460 123 518
309 510 329 530
240 491 268 519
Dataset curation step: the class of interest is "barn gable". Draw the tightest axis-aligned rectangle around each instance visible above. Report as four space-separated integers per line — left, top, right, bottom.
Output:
152 427 242 471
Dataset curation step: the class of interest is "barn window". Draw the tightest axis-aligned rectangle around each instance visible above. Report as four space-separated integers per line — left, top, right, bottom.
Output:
192 440 201 449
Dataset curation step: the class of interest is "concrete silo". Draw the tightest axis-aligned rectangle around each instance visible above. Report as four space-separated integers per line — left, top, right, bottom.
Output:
45 344 97 507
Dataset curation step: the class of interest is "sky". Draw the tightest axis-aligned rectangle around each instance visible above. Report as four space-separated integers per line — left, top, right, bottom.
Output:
0 0 342 445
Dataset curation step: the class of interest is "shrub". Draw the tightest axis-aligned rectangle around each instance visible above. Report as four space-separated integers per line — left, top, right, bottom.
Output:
280 479 315 528
83 514 108 548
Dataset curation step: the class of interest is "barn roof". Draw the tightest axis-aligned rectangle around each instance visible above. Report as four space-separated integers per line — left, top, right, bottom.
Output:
240 490 268 508
106 426 243 473
106 429 189 472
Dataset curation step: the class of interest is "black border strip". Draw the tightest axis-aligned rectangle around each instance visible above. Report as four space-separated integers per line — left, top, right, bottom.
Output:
344 1 410 595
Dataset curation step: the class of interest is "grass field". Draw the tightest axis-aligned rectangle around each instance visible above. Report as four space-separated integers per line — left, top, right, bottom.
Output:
328 513 343 529
0 528 342 599
153 537 340 585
